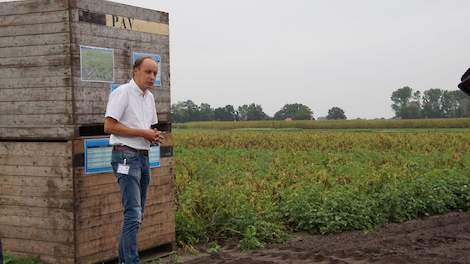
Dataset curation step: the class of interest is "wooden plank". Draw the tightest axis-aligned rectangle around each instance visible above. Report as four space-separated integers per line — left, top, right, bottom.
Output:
78 174 173 199
70 0 169 24
5 252 74 264
0 184 73 199
0 87 72 102
0 44 70 58
157 112 170 123
0 164 71 177
0 154 71 167
0 204 73 219
0 22 69 37
0 141 70 156
0 175 72 190
0 225 72 243
0 32 70 48
3 238 73 258
0 0 69 16
70 23 169 49
78 201 174 227
0 194 73 209
0 55 70 67
0 76 71 88
0 101 72 115
77 189 174 221
0 10 69 27
78 232 174 264
78 183 173 210
0 126 75 140
0 65 71 79
77 229 175 259
0 114 72 127
0 214 73 230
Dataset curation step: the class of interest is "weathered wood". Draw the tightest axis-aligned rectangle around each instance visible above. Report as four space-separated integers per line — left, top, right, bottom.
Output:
78 226 175 258
0 0 174 261
1 204 72 218
70 0 169 24
0 65 71 79
5 252 74 264
0 194 73 209
0 127 75 140
3 238 73 258
0 184 73 198
0 175 72 189
77 233 174 264
0 10 69 27
78 174 173 199
0 141 71 156
0 44 70 58
0 214 73 230
0 225 73 244
0 101 72 115
77 192 174 222
0 0 69 16
0 76 71 88
0 32 70 48
0 22 69 37
0 114 72 127
70 24 169 52
78 208 174 241
0 55 70 68
78 183 173 210
78 202 173 229
0 164 71 177
0 87 72 102
0 154 71 167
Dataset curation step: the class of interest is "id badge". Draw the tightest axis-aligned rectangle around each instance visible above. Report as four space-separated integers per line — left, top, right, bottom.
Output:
117 159 130 175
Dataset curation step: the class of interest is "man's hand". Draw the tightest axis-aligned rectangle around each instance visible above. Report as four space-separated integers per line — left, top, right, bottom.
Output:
141 128 159 143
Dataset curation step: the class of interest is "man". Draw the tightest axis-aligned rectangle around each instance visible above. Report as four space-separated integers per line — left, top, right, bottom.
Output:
104 56 161 264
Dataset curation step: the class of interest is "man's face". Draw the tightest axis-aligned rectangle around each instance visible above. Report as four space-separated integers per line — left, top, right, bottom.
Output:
134 58 157 91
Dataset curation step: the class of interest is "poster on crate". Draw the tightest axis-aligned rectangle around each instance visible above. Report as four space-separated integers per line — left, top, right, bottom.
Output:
80 45 114 83
132 52 161 87
84 138 160 175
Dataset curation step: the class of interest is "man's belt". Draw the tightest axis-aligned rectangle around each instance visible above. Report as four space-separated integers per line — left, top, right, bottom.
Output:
112 145 148 156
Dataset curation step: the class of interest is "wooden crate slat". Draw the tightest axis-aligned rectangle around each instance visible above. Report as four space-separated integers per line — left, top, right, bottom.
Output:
0 0 69 16
0 10 69 26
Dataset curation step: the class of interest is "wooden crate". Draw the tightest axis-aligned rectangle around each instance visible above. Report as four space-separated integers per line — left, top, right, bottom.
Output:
72 133 175 264
0 0 174 263
0 0 171 140
0 141 76 264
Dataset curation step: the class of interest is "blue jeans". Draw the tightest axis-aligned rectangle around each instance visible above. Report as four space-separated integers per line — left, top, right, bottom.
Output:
111 147 150 264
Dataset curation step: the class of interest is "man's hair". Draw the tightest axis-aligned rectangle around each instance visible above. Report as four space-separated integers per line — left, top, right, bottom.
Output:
133 56 155 71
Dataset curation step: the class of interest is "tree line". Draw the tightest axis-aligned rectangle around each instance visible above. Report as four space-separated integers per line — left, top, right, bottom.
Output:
391 87 470 119
171 101 348 123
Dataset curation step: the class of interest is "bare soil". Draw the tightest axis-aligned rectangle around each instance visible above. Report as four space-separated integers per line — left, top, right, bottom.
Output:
181 211 470 264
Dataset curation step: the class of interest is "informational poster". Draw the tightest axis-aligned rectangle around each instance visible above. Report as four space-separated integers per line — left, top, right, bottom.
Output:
84 138 161 175
132 52 161 87
80 45 114 83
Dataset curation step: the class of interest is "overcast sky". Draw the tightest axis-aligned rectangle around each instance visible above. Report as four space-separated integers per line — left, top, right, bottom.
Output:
7 0 470 118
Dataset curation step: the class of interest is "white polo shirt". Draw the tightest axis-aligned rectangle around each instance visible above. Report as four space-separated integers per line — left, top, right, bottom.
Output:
105 79 158 150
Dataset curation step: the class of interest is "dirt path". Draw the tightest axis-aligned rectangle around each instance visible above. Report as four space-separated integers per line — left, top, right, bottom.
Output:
181 211 470 264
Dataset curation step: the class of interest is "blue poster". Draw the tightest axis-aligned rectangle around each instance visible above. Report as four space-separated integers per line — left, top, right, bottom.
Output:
132 52 162 87
111 83 121 91
84 138 161 175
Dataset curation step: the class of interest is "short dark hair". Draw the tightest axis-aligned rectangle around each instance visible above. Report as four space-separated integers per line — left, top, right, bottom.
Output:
133 56 155 71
